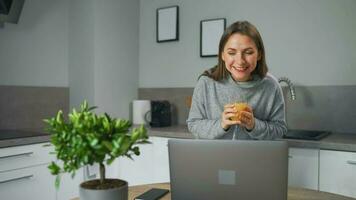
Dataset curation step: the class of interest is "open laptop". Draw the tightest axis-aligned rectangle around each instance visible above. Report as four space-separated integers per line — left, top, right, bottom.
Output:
168 139 288 200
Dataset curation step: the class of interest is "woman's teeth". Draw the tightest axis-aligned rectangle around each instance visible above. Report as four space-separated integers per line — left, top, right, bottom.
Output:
233 66 247 71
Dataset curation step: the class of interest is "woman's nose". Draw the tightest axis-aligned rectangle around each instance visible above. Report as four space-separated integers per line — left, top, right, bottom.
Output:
234 53 244 65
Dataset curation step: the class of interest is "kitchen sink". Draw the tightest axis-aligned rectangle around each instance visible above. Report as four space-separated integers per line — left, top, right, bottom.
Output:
283 129 331 140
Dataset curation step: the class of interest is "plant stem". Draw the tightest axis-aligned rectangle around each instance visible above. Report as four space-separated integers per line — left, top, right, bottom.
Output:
99 162 105 185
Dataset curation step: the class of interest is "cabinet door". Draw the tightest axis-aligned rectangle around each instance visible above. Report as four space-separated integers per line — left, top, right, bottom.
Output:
152 137 170 183
117 138 154 186
116 136 171 185
0 164 56 200
0 142 53 172
320 150 356 198
288 148 319 190
56 168 84 200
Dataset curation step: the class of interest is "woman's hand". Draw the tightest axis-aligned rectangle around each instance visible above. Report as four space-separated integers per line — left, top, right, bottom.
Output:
221 104 255 131
221 104 239 130
237 106 255 131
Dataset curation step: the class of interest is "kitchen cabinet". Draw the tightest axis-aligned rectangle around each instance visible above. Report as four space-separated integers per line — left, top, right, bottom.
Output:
0 164 55 200
0 142 55 200
288 148 319 190
116 136 170 186
56 168 84 200
151 137 170 184
319 150 356 198
117 137 154 186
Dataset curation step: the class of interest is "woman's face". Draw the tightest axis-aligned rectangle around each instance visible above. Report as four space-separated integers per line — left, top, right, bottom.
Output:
222 33 261 82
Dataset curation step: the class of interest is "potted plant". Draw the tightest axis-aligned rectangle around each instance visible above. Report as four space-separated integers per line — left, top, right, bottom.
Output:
44 100 149 200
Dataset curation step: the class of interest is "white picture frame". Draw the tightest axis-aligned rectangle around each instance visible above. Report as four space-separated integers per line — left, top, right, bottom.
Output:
156 6 179 42
200 18 226 57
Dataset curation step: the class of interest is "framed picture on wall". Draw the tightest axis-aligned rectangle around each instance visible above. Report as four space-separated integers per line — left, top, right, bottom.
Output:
200 18 226 57
156 6 179 42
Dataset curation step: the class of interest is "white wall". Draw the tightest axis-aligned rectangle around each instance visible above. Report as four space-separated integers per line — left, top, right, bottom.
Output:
69 0 140 118
0 0 139 119
0 0 69 87
93 0 139 118
68 0 95 109
139 0 356 87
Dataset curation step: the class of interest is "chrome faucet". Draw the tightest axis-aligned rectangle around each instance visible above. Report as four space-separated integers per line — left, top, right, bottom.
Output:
278 77 296 100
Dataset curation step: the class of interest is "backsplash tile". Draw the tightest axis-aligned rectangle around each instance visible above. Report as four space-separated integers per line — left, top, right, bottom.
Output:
139 86 356 134
0 85 69 132
138 88 193 125
283 85 356 134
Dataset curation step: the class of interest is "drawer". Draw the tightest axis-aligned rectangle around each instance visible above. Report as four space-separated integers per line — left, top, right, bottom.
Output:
0 142 54 172
320 150 356 198
288 148 319 190
0 164 56 200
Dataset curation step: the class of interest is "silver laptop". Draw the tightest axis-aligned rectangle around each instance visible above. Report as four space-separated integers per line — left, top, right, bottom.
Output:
168 139 288 200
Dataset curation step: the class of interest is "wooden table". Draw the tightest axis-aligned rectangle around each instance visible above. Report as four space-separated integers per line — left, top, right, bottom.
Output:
74 183 356 200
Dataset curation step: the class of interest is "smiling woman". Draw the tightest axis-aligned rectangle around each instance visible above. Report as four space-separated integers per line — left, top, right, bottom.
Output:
222 33 260 82
187 21 287 140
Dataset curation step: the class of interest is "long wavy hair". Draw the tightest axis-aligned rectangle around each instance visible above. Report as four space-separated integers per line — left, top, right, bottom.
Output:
201 21 268 81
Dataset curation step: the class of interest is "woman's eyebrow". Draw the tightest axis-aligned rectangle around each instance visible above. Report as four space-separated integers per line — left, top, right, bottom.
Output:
226 47 254 51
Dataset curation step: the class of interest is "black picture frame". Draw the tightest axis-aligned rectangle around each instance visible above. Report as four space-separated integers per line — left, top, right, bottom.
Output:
156 6 179 43
200 18 226 57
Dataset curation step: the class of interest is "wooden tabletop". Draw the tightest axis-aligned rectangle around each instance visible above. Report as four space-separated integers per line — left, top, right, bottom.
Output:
73 183 356 200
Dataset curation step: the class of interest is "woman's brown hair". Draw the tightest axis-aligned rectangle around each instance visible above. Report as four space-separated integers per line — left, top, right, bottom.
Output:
201 21 268 81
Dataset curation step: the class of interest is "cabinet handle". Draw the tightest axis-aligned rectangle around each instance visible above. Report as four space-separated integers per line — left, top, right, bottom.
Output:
288 155 293 159
0 174 34 184
42 143 52 147
0 152 34 159
346 160 356 165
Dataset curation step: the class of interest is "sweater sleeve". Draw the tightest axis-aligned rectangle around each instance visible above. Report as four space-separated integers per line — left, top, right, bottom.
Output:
186 78 228 139
246 85 287 140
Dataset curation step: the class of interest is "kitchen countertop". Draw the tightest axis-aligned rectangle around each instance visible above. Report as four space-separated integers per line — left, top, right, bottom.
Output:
147 125 356 152
1 125 356 152
0 130 50 148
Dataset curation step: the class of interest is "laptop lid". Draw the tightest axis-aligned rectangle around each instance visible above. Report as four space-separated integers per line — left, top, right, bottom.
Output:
168 139 288 200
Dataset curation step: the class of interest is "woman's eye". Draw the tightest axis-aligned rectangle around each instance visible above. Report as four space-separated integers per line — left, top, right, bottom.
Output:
245 51 254 55
227 52 235 56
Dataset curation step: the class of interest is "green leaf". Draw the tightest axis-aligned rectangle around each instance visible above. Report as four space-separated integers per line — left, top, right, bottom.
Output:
56 110 63 123
90 138 99 147
106 157 115 165
48 162 60 175
131 129 140 141
88 106 98 111
55 175 61 190
132 146 140 156
102 140 113 151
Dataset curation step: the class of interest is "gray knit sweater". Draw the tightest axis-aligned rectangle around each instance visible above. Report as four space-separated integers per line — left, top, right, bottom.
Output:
187 73 287 140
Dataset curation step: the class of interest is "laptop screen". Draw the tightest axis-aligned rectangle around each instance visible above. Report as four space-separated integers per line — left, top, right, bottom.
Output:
168 139 288 200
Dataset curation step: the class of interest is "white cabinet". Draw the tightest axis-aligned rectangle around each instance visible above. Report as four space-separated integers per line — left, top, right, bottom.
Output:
288 148 319 190
56 168 84 200
152 137 170 184
0 143 55 200
116 136 170 186
320 150 356 198
117 137 155 186
0 164 55 200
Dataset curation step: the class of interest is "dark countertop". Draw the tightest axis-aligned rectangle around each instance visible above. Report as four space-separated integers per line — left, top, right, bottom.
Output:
0 130 50 148
2 126 356 152
147 125 356 152
0 135 51 148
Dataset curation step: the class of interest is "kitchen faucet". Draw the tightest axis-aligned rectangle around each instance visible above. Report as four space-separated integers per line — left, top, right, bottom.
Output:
278 77 296 100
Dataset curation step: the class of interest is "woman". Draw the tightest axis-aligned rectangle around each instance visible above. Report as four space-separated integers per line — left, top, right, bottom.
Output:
187 21 287 140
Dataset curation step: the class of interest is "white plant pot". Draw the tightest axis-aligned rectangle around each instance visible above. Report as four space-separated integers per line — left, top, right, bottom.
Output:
79 179 128 200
